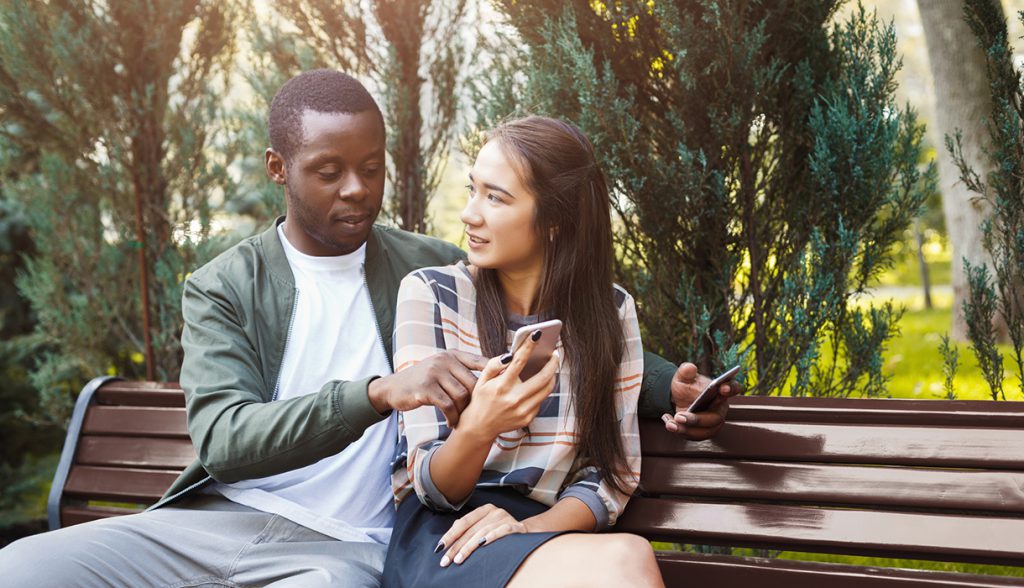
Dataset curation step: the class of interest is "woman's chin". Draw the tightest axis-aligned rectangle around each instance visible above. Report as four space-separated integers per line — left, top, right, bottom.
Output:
467 251 494 268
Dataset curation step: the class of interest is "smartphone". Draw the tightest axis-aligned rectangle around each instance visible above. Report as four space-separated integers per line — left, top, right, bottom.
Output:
686 365 741 413
508 319 562 381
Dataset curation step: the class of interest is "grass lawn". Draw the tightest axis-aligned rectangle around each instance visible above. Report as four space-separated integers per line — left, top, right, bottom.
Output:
875 289 1023 401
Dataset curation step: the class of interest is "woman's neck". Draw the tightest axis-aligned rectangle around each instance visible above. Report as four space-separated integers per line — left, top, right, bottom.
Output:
497 265 543 317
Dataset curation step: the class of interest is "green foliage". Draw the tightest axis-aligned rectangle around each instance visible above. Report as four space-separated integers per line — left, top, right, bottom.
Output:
963 260 1006 400
474 0 931 396
245 0 472 233
947 0 1024 400
938 333 959 400
0 0 243 418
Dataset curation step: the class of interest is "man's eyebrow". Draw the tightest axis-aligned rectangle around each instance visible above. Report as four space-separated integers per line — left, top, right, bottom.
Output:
468 173 516 199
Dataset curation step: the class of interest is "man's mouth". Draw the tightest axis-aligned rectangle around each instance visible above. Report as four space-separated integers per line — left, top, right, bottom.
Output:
335 214 370 226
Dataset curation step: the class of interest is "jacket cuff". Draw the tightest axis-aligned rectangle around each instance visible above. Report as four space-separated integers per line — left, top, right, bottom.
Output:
558 487 610 531
417 448 471 512
332 376 388 437
639 351 675 418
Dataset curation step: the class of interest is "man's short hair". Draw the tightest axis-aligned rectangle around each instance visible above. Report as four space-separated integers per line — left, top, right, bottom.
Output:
268 69 384 163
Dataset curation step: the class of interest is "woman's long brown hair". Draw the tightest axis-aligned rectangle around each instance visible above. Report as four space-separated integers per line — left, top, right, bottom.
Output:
474 116 631 495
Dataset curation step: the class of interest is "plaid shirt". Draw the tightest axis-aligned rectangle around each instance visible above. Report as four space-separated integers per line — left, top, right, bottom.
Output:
390 262 642 529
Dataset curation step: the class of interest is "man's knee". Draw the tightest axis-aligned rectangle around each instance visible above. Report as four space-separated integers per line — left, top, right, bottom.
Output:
0 529 89 586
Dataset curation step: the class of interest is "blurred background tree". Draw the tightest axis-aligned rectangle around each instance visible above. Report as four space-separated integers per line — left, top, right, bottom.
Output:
946 0 1024 400
471 0 932 397
919 0 1005 339
0 0 242 432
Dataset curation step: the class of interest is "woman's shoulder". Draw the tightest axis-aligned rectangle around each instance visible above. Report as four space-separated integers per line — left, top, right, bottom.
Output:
403 260 474 286
611 283 634 309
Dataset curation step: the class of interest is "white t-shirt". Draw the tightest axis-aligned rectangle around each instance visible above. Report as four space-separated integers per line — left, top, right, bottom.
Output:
212 225 397 544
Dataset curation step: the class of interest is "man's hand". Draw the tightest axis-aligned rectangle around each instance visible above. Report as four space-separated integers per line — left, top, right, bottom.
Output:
368 350 487 427
662 362 743 440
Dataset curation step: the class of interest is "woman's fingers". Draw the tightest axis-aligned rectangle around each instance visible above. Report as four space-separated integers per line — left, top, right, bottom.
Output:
478 354 507 385
450 521 519 565
440 508 523 567
437 504 493 559
499 331 540 383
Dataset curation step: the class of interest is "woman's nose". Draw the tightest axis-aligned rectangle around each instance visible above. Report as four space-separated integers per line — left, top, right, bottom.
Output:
460 200 482 226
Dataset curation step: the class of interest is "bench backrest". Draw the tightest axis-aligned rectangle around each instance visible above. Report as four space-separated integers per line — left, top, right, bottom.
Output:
48 377 193 529
616 396 1024 571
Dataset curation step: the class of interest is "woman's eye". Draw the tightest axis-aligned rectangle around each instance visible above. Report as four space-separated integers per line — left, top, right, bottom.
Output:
487 193 503 204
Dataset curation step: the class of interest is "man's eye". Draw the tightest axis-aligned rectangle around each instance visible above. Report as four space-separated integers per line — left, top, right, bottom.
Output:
318 169 340 179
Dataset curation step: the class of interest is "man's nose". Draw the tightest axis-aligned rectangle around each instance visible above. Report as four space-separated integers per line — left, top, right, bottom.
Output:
338 172 369 201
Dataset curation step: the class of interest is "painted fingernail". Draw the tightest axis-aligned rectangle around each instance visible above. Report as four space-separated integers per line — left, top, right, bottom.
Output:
478 537 487 546
454 552 465 565
500 353 513 364
434 540 445 553
440 555 451 567
531 329 542 341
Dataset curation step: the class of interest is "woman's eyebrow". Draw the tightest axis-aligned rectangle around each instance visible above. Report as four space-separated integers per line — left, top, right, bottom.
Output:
469 173 516 199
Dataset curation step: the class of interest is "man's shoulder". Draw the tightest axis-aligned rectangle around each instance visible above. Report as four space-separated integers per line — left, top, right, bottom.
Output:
186 232 265 290
373 224 465 269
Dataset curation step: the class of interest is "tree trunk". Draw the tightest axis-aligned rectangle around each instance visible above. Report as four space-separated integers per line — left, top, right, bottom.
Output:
918 0 1003 340
914 220 933 309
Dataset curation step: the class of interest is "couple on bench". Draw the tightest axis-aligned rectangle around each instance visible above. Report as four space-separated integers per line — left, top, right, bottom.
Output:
0 70 738 588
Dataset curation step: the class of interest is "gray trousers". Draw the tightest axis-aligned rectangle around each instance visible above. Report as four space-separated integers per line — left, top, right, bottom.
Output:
0 495 386 588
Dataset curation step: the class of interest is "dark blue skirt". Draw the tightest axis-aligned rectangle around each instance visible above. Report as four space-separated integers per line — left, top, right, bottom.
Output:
382 487 567 588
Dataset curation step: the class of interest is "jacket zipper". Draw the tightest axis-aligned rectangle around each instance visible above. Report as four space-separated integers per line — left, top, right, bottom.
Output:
362 265 392 371
272 287 300 401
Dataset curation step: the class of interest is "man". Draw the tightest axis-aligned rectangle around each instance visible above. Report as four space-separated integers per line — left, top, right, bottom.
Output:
0 70 736 587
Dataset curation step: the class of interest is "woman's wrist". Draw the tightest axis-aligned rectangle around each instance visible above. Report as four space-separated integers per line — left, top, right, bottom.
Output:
451 414 497 448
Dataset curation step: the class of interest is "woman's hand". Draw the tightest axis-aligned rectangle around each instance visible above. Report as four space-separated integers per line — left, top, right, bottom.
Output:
457 331 560 440
436 504 528 567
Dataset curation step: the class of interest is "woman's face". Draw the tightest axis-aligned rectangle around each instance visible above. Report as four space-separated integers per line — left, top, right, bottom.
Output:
461 140 544 275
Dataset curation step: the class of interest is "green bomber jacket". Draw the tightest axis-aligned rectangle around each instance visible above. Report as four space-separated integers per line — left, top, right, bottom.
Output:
154 218 676 509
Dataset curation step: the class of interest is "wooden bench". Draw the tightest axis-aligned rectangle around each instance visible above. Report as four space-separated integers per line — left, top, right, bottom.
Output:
49 377 1024 586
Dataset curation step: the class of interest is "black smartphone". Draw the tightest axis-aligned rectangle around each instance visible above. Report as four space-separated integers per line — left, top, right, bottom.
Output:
686 365 741 413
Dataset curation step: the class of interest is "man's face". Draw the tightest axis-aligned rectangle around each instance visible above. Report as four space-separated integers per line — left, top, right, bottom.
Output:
267 109 386 256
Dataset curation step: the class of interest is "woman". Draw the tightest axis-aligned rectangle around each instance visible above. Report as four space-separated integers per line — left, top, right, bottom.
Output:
383 116 664 588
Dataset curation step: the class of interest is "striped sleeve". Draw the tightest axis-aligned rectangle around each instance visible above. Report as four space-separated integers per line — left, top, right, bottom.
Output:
390 272 466 511
557 289 643 529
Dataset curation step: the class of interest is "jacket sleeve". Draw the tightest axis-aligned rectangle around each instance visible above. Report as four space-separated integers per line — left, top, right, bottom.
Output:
179 269 386 484
639 350 675 418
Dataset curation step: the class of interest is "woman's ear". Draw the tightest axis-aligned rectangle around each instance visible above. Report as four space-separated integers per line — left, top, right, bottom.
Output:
265 148 287 185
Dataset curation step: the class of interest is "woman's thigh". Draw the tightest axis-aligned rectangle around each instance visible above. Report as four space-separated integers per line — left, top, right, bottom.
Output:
506 532 664 588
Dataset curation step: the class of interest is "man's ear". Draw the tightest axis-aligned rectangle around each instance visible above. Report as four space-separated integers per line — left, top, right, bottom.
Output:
265 148 286 185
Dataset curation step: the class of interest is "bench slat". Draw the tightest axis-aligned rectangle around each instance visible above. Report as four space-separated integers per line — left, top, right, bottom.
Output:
641 457 1024 513
75 435 196 469
95 382 185 408
64 466 180 503
640 420 1024 469
82 406 188 437
728 397 1024 428
654 552 1024 588
618 498 1024 565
